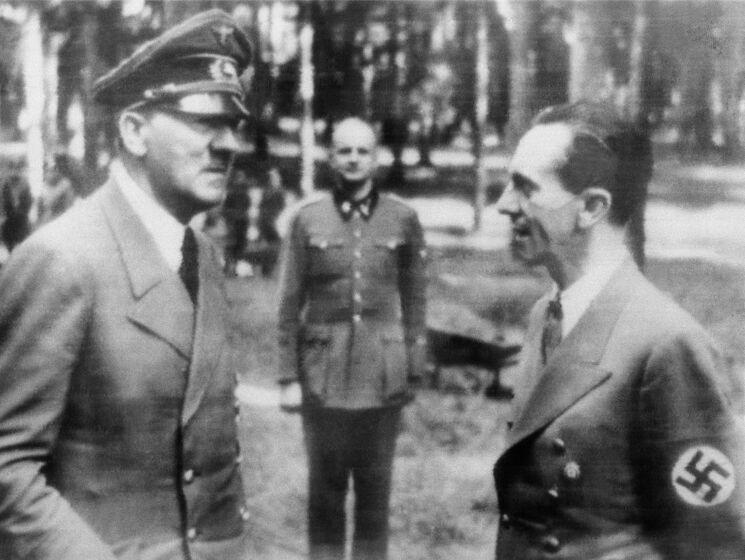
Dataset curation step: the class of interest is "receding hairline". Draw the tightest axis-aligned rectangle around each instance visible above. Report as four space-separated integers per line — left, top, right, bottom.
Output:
331 118 377 147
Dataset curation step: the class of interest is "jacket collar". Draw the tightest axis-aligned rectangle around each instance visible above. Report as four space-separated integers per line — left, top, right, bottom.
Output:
502 259 643 453
98 178 194 358
333 186 379 220
98 177 229 424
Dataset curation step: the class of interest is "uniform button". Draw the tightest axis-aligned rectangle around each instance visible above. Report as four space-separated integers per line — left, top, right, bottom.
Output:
353 293 362 303
354 229 362 238
236 453 243 465
563 461 581 481
353 314 361 323
240 505 251 521
552 438 566 454
541 535 561 553
547 486 559 500
187 527 198 541
500 513 511 528
354 249 361 259
183 469 195 483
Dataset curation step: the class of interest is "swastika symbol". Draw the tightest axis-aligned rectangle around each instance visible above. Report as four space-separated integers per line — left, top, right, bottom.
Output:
671 446 735 507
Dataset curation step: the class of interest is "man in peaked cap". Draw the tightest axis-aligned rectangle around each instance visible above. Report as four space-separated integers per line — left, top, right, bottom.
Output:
0 10 254 560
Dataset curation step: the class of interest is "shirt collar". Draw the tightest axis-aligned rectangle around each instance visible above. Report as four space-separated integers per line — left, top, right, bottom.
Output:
554 245 629 338
111 160 186 273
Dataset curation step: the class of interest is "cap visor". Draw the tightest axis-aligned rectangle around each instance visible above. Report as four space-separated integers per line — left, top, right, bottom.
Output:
170 92 250 117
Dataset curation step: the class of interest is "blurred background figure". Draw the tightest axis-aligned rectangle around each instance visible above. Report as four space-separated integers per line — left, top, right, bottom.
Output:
36 153 77 228
0 160 32 253
222 165 251 277
222 160 287 278
254 165 286 276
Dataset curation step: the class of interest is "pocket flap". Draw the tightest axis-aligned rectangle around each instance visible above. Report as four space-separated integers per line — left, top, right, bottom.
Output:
374 238 405 250
309 237 344 250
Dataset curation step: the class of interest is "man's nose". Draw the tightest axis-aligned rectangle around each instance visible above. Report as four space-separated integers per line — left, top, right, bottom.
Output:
495 184 520 216
210 125 252 156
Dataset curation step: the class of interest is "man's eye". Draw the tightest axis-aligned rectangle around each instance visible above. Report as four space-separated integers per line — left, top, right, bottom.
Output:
511 175 536 198
336 148 352 156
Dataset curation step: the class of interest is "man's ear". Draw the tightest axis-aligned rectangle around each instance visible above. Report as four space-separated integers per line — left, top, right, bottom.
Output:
118 111 149 157
577 187 612 228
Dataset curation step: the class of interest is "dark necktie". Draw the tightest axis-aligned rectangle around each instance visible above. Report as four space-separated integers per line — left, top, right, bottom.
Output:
179 227 199 305
541 292 563 364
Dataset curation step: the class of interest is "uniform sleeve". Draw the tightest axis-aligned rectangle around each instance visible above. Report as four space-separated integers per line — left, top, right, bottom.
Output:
0 240 117 560
398 210 427 381
277 212 307 385
637 329 745 559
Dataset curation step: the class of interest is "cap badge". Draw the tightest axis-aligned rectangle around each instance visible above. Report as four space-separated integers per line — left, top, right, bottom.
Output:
209 59 239 83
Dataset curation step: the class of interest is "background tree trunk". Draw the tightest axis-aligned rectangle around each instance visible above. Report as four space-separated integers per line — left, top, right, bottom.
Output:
569 0 612 103
675 1 716 156
506 0 539 144
298 3 315 196
718 1 745 161
20 5 45 198
473 1 489 232
624 0 658 270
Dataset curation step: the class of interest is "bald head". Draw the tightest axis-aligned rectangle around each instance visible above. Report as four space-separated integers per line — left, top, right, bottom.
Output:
330 118 378 193
332 117 377 148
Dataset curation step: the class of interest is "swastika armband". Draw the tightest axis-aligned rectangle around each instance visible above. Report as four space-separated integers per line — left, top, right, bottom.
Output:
671 445 735 507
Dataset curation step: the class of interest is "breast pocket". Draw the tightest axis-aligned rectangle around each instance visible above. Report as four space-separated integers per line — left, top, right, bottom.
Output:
371 237 405 275
308 237 346 277
299 324 332 399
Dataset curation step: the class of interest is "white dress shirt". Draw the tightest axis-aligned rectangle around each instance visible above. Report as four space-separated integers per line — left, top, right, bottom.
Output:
111 160 186 272
554 245 629 338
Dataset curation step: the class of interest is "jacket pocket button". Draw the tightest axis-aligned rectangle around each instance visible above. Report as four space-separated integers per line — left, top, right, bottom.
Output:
563 461 581 481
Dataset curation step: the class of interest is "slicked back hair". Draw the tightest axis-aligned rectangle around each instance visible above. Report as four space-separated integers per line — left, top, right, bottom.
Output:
531 101 653 227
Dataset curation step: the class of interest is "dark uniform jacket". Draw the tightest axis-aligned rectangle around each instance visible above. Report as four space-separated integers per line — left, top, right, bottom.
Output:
0 178 249 560
277 191 427 409
495 260 745 559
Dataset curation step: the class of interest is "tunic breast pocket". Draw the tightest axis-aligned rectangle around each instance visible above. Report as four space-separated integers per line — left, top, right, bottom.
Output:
299 324 332 399
307 237 346 277
371 238 405 274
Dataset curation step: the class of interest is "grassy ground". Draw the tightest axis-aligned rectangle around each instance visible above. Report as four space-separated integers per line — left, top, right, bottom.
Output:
227 244 745 559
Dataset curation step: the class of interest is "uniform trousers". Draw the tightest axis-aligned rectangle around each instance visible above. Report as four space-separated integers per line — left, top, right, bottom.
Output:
302 407 401 560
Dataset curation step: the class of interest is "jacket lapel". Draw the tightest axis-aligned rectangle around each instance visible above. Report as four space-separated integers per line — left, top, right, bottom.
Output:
98 179 194 359
503 260 642 453
182 236 229 424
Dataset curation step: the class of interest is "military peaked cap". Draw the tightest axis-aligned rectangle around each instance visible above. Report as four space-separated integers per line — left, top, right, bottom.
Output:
92 9 252 117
